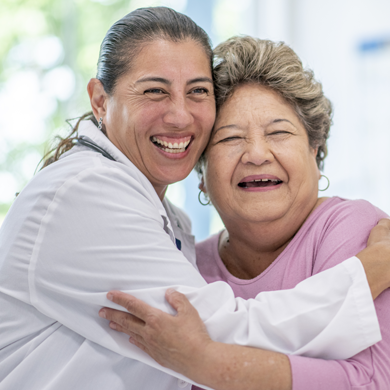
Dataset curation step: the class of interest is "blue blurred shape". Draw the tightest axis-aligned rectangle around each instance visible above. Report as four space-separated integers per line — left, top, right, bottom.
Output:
184 0 217 45
359 38 390 53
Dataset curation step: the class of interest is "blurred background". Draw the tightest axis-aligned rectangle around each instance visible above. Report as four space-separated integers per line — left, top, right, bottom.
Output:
1 0 389 241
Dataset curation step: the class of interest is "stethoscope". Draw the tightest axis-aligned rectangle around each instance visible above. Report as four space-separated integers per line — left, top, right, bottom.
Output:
72 138 116 161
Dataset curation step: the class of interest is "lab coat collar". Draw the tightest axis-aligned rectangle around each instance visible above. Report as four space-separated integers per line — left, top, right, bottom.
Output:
78 120 133 168
77 120 176 243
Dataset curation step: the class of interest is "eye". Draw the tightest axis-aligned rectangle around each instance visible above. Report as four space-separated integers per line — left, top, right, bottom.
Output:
189 87 209 95
144 88 166 94
269 130 292 136
218 136 242 143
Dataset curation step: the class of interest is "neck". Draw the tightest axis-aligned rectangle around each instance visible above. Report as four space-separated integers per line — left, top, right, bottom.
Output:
155 185 168 201
219 197 328 279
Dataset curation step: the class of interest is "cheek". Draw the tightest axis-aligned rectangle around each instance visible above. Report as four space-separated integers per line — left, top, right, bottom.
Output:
194 102 216 131
204 148 234 191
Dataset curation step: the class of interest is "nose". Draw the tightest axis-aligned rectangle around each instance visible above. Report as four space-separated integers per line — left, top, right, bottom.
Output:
241 138 274 166
163 96 194 129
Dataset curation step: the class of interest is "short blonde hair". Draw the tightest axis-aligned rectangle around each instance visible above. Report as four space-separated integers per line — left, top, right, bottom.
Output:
199 36 332 172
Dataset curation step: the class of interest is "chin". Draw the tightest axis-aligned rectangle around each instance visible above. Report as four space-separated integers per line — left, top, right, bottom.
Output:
157 168 192 186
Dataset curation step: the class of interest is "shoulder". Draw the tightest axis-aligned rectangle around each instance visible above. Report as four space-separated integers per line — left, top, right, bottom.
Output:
307 197 388 272
11 151 163 238
35 151 156 202
314 197 387 230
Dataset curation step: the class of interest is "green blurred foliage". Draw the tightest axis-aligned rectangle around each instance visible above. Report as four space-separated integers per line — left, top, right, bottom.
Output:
0 0 137 218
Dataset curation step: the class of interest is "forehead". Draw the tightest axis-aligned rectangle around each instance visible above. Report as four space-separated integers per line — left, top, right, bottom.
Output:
217 83 296 122
128 39 212 80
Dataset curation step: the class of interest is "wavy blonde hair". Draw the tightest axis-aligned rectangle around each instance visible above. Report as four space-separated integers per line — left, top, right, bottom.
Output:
197 36 332 172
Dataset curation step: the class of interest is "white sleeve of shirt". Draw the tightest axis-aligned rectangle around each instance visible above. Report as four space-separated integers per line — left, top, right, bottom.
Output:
28 163 380 379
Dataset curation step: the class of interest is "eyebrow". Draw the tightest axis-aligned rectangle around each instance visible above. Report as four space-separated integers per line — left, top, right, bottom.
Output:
135 77 171 85
213 118 297 134
273 118 295 126
135 76 213 86
187 77 213 85
213 124 239 134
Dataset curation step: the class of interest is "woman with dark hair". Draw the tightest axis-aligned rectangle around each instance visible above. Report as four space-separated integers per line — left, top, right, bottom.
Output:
0 8 389 390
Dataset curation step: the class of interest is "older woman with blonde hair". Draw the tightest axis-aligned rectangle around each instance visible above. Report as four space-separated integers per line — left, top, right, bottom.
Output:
103 36 390 390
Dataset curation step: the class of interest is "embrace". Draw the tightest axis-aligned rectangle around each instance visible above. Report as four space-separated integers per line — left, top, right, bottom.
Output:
1 6 390 390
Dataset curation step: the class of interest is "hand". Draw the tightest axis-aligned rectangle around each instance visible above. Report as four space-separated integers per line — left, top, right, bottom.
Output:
99 290 292 390
99 289 213 379
356 218 390 299
367 218 390 247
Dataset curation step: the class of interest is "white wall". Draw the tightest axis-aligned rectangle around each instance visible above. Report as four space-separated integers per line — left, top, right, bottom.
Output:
240 0 390 214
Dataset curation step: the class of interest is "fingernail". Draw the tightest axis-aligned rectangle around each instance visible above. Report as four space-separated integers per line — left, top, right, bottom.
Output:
107 293 113 301
99 309 106 319
109 322 117 330
166 288 175 295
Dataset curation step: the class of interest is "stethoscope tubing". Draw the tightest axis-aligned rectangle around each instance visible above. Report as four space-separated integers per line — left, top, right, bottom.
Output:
72 138 116 161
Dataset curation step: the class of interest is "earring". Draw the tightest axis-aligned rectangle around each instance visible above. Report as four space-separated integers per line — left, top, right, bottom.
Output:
198 190 211 206
98 117 103 131
319 174 330 191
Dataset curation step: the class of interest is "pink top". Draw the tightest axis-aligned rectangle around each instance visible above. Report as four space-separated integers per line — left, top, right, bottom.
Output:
194 197 390 390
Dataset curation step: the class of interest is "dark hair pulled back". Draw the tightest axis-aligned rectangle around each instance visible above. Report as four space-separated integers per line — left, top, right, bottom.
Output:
41 7 212 168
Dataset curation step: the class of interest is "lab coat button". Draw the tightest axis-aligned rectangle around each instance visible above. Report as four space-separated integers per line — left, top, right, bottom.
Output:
178 379 189 388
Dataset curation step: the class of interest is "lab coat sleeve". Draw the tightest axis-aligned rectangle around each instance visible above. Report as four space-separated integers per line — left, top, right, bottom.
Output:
28 165 380 379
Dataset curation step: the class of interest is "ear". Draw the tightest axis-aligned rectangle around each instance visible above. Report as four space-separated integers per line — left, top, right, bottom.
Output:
198 176 207 194
87 78 107 121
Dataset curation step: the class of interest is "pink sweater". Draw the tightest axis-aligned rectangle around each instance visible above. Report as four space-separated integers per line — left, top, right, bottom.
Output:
194 197 390 390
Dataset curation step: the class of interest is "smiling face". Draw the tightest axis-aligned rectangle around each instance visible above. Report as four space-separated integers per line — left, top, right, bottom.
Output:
96 39 215 198
202 83 320 228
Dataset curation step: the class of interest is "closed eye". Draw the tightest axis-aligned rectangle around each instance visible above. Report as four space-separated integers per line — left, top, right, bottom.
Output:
218 136 242 143
269 131 292 135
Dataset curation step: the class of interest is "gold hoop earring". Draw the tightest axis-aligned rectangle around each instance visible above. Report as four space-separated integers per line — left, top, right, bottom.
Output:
198 190 211 206
319 174 330 191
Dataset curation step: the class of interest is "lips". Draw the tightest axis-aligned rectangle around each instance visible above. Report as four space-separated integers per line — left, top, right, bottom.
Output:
238 175 283 189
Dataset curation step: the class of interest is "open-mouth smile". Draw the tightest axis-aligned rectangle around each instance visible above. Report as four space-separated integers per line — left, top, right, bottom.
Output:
151 135 192 154
238 176 283 190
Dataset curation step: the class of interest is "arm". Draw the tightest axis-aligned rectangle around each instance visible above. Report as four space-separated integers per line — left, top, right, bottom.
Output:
29 166 382 380
100 218 390 390
101 289 292 390
356 218 390 299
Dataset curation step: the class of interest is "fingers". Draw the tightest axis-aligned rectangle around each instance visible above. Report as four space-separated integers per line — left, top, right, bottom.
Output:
165 289 192 315
377 219 390 236
367 219 390 246
106 291 158 321
129 336 147 352
99 307 145 335
165 289 202 324
108 321 148 352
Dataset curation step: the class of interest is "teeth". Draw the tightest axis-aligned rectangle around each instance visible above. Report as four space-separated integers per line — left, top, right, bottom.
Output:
160 147 186 154
152 136 191 150
250 178 280 183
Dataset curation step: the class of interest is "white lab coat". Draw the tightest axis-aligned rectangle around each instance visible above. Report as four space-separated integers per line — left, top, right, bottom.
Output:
0 120 380 390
